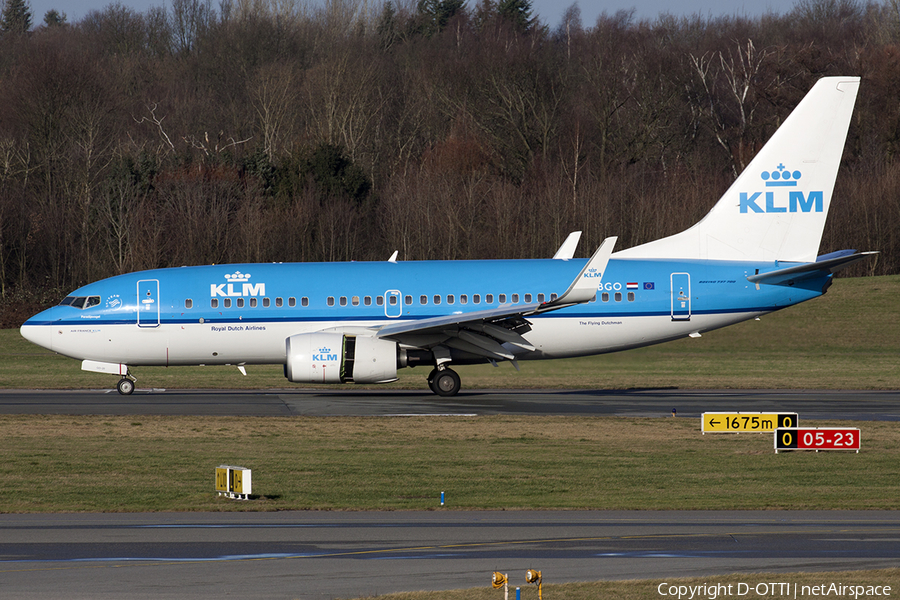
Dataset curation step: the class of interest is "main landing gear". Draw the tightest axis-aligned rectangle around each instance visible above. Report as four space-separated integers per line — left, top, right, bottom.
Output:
427 367 461 397
116 376 136 395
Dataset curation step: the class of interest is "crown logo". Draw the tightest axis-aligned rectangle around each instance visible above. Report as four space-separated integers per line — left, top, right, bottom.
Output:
225 271 250 282
761 164 801 187
318 347 331 353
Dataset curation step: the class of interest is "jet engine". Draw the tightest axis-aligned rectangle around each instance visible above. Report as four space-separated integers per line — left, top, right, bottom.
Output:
284 332 399 384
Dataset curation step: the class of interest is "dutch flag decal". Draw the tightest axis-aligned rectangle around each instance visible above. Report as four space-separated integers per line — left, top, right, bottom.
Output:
626 282 639 290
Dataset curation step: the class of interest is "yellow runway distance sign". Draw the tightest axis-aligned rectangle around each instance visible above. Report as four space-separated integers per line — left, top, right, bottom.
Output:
702 412 798 433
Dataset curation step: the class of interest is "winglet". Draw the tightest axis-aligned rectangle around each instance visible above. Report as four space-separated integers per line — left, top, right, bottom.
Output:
552 231 582 260
388 251 398 263
542 236 616 309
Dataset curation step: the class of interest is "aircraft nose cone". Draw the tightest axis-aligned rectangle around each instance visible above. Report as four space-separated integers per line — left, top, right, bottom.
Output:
20 321 53 351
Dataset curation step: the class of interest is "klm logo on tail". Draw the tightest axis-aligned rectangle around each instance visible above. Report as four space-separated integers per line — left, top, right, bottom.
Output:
740 164 823 214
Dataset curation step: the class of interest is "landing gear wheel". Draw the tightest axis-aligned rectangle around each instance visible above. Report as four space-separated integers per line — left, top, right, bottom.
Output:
430 368 461 397
117 377 135 395
427 368 439 394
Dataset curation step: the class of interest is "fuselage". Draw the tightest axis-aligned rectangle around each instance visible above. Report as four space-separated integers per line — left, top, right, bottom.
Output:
20 256 829 368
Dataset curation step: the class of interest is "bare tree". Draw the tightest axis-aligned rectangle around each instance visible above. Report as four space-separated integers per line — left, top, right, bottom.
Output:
689 39 775 175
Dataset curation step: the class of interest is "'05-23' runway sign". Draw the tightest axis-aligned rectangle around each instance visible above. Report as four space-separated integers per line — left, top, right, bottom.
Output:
702 412 798 434
775 427 860 453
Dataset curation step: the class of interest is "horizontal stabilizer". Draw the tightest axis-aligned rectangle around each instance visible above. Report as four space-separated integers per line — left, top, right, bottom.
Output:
747 251 877 286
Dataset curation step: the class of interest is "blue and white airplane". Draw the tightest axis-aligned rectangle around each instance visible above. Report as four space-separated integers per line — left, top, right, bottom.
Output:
21 77 874 396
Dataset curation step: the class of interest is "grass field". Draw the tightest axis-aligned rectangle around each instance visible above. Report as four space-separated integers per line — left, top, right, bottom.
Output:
0 414 896 513
3 274 900 391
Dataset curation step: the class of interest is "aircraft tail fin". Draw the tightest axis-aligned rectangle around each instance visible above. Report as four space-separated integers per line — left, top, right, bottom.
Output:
615 77 860 263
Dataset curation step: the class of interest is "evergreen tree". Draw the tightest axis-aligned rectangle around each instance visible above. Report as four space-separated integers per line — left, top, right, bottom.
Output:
417 0 465 36
43 8 66 27
497 0 534 31
1 0 33 34
376 1 398 49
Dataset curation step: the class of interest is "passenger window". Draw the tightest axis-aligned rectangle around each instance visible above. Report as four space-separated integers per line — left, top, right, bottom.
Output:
447 294 455 305
289 297 296 307
524 293 532 302
473 294 481 304
377 296 384 306
302 297 309 307
550 293 558 301
512 294 519 303
486 294 494 303
250 298 257 308
615 292 622 302
340 296 347 306
185 299 193 309
460 294 467 304
499 294 506 303
537 293 544 303
327 297 334 307
389 295 397 305
364 296 372 306
627 292 635 302
602 292 609 302
420 295 428 305
263 297 270 308
237 298 244 308
224 298 231 308
276 297 283 307
405 295 412 305
433 295 441 305
352 296 360 306
211 299 218 308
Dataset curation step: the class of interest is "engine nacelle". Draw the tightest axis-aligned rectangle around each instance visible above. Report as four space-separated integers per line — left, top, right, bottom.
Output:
285 332 399 384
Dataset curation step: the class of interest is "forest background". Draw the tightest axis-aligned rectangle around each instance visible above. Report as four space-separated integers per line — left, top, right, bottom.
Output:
1 0 899 327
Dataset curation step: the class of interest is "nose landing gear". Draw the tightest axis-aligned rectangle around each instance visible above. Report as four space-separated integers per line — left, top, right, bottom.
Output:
116 377 136 395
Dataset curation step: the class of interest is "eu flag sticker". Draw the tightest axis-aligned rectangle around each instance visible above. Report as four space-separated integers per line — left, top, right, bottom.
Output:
643 282 655 290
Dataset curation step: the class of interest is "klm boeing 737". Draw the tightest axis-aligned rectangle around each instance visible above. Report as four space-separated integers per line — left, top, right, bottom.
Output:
21 77 874 396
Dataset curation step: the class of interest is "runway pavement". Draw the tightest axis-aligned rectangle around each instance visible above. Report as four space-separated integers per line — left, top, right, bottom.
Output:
1 510 898 599
0 388 898 419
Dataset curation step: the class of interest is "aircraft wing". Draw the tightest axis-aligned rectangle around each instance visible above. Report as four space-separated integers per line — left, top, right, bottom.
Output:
373 237 616 361
747 250 877 286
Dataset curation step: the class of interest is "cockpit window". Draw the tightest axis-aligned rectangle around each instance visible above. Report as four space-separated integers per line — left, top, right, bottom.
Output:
59 295 101 309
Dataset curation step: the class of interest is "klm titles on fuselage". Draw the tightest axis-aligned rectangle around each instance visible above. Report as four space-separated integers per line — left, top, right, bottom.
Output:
210 271 265 297
740 165 823 214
